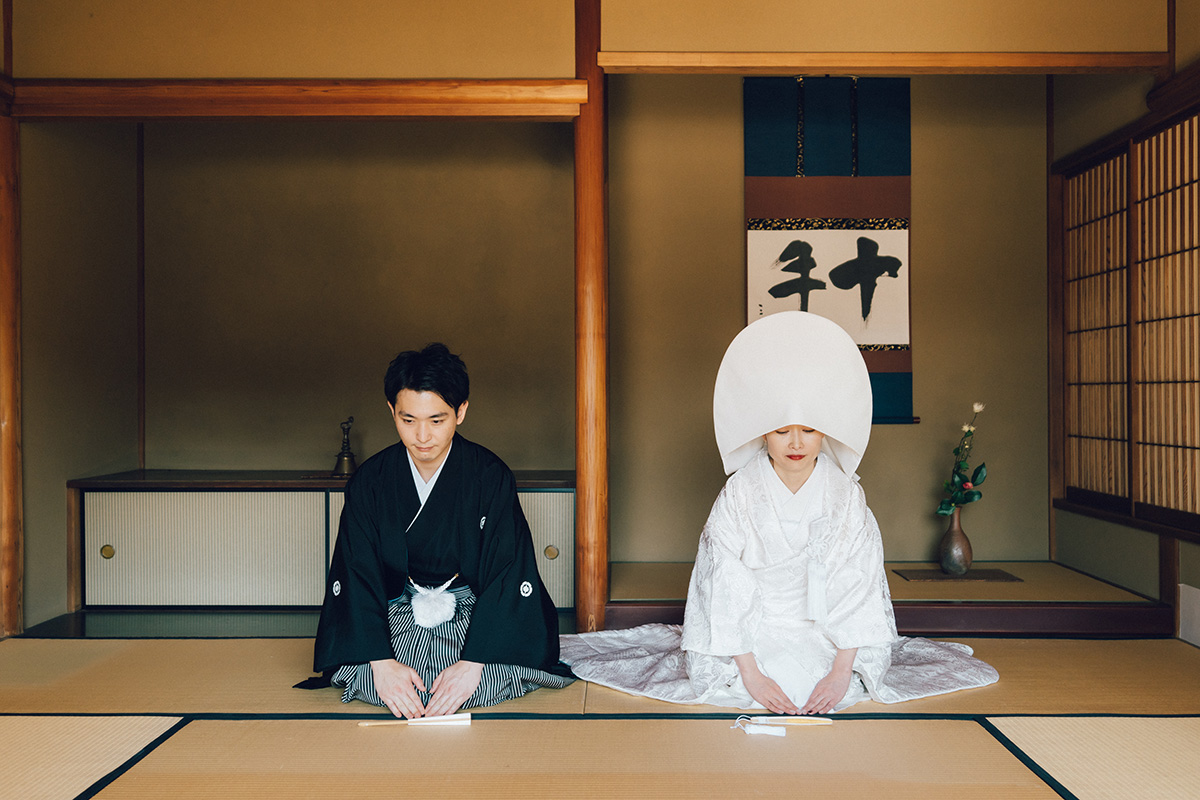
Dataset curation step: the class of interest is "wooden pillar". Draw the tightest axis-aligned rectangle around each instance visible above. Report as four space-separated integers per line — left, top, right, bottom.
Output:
1160 535 1180 633
574 0 608 632
1045 76 1063 560
0 113 21 637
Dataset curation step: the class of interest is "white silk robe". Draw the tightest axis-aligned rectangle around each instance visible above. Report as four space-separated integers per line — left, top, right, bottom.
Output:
560 451 998 711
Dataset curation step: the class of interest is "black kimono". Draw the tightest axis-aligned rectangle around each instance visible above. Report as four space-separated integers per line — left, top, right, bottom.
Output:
313 434 571 703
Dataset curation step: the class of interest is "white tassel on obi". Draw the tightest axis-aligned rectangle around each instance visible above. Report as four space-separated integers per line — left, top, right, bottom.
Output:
409 574 458 628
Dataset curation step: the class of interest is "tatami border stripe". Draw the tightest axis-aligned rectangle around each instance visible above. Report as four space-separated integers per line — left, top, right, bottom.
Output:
976 718 1079 800
73 717 191 800
5 710 1200 721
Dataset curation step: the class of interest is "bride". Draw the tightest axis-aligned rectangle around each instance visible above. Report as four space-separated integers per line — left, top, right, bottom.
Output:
560 311 997 713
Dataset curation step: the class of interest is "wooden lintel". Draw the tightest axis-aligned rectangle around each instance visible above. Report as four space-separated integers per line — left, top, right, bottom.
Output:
10 79 587 120
598 51 1170 75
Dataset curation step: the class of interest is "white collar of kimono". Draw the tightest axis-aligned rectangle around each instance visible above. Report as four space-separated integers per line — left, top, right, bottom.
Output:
407 439 452 508
714 311 872 478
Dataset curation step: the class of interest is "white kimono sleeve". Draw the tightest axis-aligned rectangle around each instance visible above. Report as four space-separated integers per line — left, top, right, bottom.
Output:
680 483 762 657
818 484 898 651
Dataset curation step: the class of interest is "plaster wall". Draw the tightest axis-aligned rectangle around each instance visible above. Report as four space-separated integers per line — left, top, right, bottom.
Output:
20 123 140 626
602 0 1166 54
608 75 1049 562
13 0 574 79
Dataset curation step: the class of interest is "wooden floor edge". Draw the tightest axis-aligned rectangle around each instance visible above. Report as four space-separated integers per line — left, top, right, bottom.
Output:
604 599 1177 636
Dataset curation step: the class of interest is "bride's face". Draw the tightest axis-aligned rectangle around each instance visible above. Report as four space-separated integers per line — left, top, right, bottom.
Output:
763 425 825 484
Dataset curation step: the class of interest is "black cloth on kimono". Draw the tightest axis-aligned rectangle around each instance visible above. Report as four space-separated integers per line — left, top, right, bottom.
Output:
313 434 568 677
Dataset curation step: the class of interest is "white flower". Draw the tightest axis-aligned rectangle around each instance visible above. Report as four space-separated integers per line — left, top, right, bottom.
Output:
962 424 971 432
973 402 985 413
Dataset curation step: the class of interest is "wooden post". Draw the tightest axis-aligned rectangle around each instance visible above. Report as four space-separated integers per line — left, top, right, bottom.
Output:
0 113 21 637
574 0 608 632
1046 76 1064 560
1160 534 1180 633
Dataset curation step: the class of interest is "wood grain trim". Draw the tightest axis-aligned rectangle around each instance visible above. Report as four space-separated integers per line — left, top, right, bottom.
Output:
10 79 588 120
1047 166 1066 558
574 0 609 633
893 601 1175 636
1125 138 1140 517
136 124 145 469
66 488 81 612
598 51 1169 75
0 115 20 636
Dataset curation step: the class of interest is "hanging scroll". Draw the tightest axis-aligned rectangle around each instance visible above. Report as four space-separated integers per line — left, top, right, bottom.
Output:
744 77 915 423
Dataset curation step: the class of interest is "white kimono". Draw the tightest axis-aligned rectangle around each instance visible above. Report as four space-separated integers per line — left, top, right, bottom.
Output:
559 452 998 711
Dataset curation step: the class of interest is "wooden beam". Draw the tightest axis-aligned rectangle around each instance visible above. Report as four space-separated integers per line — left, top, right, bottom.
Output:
10 79 587 120
598 51 1170 75
574 0 609 633
0 114 21 636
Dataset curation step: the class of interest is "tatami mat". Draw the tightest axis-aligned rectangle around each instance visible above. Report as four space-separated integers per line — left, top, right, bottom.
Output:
0 715 180 800
96 717 1056 799
6 636 1199 798
887 562 1148 603
0 637 585 716
990 716 1200 800
6 637 1199 719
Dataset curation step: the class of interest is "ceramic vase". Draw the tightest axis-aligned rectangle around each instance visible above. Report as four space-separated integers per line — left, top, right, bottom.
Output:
938 507 973 576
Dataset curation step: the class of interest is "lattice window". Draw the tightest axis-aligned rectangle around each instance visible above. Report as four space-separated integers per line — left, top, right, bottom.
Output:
1064 155 1129 503
1059 109 1200 534
1133 115 1199 525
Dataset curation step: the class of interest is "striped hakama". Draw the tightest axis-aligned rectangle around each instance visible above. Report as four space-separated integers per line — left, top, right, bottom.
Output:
332 585 573 710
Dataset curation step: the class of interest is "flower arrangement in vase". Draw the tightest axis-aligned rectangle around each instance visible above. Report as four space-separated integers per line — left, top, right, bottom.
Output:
935 403 987 575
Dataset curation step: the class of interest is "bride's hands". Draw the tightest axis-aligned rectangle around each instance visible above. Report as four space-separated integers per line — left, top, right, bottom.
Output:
733 653 800 715
800 647 858 715
800 669 851 714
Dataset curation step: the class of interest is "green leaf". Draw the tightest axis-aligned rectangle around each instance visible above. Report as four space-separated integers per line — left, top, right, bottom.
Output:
951 472 965 489
958 461 969 471
936 499 955 516
963 430 973 438
961 490 982 504
972 463 987 485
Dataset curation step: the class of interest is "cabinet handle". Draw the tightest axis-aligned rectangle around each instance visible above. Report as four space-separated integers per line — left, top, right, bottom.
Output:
543 545 559 560
100 544 115 559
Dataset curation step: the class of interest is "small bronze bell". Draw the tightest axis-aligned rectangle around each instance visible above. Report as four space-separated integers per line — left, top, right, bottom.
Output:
332 416 357 476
